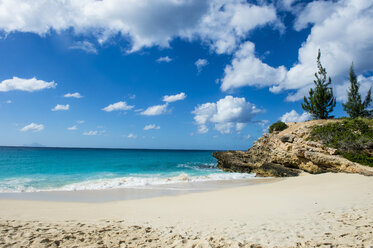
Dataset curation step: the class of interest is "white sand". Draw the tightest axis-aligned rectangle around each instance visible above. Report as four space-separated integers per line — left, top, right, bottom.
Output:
1 173 373 247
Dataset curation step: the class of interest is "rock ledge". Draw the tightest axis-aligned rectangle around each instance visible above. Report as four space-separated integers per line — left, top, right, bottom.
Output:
213 120 373 177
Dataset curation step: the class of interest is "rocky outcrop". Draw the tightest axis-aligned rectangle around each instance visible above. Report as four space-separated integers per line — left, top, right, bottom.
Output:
213 120 373 177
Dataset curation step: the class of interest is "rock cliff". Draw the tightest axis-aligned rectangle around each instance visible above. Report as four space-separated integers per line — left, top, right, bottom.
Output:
213 120 373 177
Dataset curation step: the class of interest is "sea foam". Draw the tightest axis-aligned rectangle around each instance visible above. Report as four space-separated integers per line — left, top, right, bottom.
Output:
0 172 255 193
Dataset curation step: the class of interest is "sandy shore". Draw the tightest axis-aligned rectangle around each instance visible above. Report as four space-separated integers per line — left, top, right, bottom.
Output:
1 173 373 247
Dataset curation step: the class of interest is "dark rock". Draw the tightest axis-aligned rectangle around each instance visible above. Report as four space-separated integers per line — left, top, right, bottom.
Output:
213 151 301 177
280 134 295 143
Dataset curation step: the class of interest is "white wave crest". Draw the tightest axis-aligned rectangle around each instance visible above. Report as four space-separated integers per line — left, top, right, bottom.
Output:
0 172 255 193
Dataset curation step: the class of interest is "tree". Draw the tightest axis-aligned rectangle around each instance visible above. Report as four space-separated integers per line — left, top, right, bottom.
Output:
342 63 372 118
302 49 336 119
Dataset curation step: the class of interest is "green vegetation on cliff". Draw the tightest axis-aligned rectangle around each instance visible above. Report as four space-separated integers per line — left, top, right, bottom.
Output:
269 121 288 133
308 118 373 167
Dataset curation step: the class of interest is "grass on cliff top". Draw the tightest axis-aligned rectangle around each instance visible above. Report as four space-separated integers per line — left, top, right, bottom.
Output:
307 118 373 167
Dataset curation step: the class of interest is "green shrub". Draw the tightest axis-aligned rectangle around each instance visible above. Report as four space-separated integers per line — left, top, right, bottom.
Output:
269 121 288 133
308 118 373 167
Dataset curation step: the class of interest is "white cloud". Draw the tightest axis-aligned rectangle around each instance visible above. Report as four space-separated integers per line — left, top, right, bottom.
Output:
140 103 168 116
278 0 298 11
77 120 85 124
6 100 11 104
195 58 208 72
67 125 77 130
64 92 83 98
102 101 134 112
293 1 337 31
0 77 56 92
185 1 281 54
220 41 286 91
52 104 70 111
0 0 281 53
235 122 246 132
221 41 286 91
83 130 98 136
20 123 44 132
280 110 310 123
156 56 172 63
162 92 186 103
244 134 251 139
127 133 137 139
144 124 160 130
215 0 373 102
197 125 209 134
281 0 373 101
192 95 261 134
69 41 97 54
215 122 234 134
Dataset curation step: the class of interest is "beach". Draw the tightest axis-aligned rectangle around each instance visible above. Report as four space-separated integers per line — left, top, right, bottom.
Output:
1 173 373 247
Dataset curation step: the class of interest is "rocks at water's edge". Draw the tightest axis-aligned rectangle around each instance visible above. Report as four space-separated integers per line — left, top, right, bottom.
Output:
213 120 373 177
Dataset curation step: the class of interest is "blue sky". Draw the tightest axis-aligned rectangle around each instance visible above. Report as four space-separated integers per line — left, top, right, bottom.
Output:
0 0 372 150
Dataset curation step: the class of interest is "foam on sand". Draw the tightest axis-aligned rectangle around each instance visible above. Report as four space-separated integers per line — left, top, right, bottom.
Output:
0 172 256 193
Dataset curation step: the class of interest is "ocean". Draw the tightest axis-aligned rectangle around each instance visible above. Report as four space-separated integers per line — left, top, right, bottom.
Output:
0 147 254 193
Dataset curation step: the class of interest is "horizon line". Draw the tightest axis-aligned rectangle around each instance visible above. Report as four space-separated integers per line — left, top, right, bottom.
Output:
0 145 235 152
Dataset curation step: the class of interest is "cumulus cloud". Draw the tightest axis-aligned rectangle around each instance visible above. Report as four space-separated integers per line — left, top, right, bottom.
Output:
20 123 44 132
83 130 98 136
67 125 77 130
192 95 261 134
218 0 373 102
185 0 281 54
102 101 134 112
0 77 56 92
277 0 298 11
195 58 208 72
162 92 186 103
6 100 11 104
140 103 168 116
156 56 172 63
127 133 137 139
293 1 336 31
235 122 246 132
280 110 310 123
220 41 286 91
281 0 373 101
144 124 160 130
0 0 281 53
69 41 97 54
64 92 83 98
77 120 85 124
52 104 69 111
0 0 207 52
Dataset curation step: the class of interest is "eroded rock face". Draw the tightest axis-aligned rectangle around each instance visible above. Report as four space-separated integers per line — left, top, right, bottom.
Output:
213 120 373 177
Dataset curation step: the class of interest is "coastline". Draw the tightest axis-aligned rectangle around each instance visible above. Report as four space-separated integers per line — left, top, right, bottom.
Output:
0 177 277 202
1 173 373 247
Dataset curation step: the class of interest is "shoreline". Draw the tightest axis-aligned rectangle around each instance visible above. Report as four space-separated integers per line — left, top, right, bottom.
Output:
1 173 373 247
0 177 278 202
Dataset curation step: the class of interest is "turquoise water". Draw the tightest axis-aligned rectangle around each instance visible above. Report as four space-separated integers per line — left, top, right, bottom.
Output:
0 147 254 192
